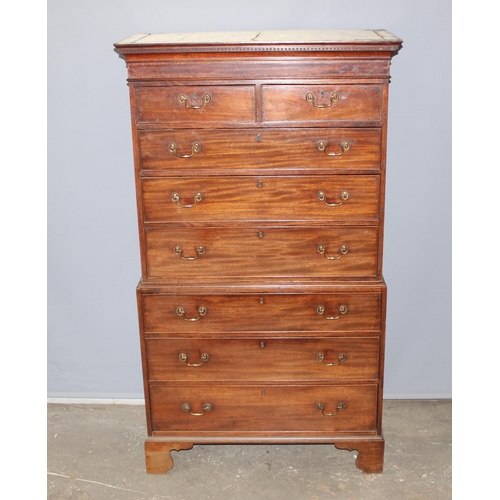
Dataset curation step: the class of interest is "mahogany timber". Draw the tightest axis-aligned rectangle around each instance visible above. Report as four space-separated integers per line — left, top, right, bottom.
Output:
114 29 402 475
144 226 380 280
140 290 383 335
146 337 381 382
140 175 381 221
137 129 382 172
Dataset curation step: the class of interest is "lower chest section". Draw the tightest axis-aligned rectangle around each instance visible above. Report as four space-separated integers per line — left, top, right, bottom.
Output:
139 285 386 437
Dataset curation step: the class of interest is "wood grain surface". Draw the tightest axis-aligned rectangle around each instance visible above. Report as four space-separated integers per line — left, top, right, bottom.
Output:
144 225 379 279
149 384 378 432
141 175 380 222
146 337 380 382
114 28 402 474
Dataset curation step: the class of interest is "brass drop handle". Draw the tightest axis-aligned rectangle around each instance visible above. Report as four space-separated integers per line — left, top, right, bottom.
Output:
317 352 346 366
178 93 211 109
171 192 203 208
317 190 349 207
317 140 351 156
317 304 348 320
181 403 212 416
168 142 201 158
318 244 349 260
306 91 339 108
174 245 205 260
176 306 207 322
316 402 346 416
179 352 209 367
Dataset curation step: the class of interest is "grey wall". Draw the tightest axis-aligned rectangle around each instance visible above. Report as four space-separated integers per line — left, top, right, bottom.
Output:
48 0 451 399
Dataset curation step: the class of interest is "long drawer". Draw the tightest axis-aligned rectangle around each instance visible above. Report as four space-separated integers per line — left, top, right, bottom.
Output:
144 226 379 280
146 337 380 382
149 384 378 433
141 175 380 223
138 129 381 172
140 292 382 335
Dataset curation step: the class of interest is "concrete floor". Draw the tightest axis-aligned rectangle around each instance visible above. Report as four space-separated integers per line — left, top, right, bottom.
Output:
47 400 451 499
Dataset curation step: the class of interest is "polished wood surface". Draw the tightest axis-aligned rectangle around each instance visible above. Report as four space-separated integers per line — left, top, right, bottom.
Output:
146 337 380 382
141 175 381 222
138 129 382 172
141 291 382 334
144 226 379 279
149 384 378 433
115 29 402 474
135 85 255 125
125 58 393 81
261 84 383 125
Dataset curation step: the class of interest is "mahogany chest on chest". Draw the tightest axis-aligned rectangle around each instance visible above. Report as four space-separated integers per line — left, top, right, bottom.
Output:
114 29 402 474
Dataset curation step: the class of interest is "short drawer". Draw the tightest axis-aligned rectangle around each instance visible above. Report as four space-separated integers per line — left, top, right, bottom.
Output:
146 337 380 382
149 384 378 433
144 226 379 280
135 85 255 125
140 292 382 335
138 128 381 172
141 175 380 223
262 85 383 126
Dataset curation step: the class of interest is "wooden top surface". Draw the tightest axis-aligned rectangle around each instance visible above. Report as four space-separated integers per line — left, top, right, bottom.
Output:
114 30 402 53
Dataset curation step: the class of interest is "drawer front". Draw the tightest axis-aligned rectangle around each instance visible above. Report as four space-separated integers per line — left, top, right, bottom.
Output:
144 226 379 279
142 176 380 223
141 292 381 335
138 129 381 172
135 85 255 125
126 59 392 82
146 337 380 382
262 85 383 126
149 384 378 432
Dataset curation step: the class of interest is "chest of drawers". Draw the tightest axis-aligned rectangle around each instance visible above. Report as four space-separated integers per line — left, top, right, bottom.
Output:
114 29 402 474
